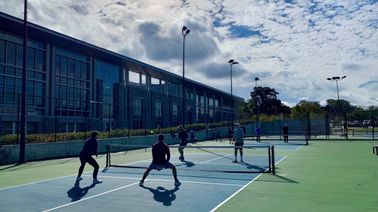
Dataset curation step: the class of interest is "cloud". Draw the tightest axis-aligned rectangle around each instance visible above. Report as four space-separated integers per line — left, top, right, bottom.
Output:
0 0 377 107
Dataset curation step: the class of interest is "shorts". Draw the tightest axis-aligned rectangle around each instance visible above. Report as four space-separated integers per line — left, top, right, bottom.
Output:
148 161 174 171
179 141 188 148
234 142 244 147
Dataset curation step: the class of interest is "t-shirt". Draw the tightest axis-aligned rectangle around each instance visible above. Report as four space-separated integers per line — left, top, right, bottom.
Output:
283 126 289 135
233 127 244 143
152 141 170 165
80 137 98 157
178 130 188 145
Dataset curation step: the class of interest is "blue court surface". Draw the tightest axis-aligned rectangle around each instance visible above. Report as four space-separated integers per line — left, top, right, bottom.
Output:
0 142 303 212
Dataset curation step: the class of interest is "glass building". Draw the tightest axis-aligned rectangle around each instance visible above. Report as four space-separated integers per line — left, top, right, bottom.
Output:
0 12 243 135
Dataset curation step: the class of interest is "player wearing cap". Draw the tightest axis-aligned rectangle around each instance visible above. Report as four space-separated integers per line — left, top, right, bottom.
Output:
140 134 181 187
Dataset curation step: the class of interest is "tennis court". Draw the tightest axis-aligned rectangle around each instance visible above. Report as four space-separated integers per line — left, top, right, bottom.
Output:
2 139 376 212
0 140 298 212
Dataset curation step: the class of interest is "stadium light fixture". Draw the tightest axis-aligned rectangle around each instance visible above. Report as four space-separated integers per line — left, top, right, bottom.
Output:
228 59 238 132
327 75 347 100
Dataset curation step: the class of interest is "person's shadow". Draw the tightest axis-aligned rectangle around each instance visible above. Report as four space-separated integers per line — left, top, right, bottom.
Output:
140 184 180 206
67 180 96 202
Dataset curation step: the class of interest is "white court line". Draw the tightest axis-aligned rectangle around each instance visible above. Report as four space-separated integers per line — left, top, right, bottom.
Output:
42 181 141 212
210 155 287 212
199 154 232 164
93 174 244 187
295 145 304 151
0 174 77 191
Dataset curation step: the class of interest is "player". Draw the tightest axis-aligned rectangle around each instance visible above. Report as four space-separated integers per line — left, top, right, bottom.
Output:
255 126 261 142
178 125 188 161
139 134 181 187
283 124 289 143
233 123 244 163
76 131 102 184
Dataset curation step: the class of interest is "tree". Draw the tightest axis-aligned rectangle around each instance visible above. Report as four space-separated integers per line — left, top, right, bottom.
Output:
291 100 322 119
245 86 290 116
326 99 355 113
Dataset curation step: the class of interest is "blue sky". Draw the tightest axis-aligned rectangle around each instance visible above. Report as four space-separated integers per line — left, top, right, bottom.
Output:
1 0 377 107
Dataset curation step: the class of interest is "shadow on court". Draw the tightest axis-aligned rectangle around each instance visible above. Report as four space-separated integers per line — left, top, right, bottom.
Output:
67 180 96 202
255 174 299 184
140 184 180 206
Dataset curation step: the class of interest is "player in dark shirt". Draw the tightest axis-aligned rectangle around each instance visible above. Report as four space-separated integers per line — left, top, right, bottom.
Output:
178 125 188 161
283 124 289 143
76 131 102 184
140 134 181 186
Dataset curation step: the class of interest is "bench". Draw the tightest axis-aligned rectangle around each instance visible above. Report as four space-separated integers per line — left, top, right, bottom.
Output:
373 145 378 155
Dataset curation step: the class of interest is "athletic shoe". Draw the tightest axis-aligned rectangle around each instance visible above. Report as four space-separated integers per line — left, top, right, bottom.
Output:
93 179 103 184
139 180 144 186
174 180 181 186
76 177 83 181
179 156 185 161
232 160 237 163
240 159 244 163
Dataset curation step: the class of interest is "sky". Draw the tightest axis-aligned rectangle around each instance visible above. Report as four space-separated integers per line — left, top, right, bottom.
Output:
1 0 377 107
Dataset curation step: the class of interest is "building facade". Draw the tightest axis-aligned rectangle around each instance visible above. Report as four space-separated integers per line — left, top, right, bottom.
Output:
0 12 243 135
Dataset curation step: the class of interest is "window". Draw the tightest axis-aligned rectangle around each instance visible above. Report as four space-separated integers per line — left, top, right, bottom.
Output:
155 102 162 118
172 104 178 118
129 71 139 84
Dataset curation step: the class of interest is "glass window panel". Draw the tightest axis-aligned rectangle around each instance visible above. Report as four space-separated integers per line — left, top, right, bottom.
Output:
0 40 5 63
128 71 139 84
17 45 23 66
27 48 35 69
6 42 16 65
35 50 44 70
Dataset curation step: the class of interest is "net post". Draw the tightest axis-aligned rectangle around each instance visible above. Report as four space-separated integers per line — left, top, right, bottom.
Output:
268 146 271 173
271 145 275 175
106 144 109 167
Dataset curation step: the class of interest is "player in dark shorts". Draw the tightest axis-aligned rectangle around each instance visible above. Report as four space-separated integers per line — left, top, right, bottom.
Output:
140 134 181 187
233 123 244 163
76 131 102 184
178 125 188 161
283 124 289 143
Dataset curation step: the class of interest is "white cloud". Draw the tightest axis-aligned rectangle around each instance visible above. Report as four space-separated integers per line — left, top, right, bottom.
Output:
0 0 377 106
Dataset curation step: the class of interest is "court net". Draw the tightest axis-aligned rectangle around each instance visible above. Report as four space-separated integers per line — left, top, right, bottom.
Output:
106 144 275 174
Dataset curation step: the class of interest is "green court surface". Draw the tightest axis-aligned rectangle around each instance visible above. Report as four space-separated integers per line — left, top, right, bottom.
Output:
1 140 377 211
217 140 378 212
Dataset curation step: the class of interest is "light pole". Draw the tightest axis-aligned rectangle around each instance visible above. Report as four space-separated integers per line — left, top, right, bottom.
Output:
254 77 260 126
327 75 347 138
228 59 238 132
327 75 347 101
19 0 28 163
182 26 190 128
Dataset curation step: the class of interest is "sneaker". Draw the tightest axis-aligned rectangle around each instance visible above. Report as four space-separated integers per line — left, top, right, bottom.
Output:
174 180 181 186
240 159 244 163
139 180 144 186
232 160 238 163
179 156 185 161
76 177 83 181
93 179 103 184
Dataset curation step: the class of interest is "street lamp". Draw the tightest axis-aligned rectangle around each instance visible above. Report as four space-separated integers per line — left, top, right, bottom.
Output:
254 77 260 127
182 26 190 128
228 59 238 132
327 75 347 101
327 75 347 138
20 0 28 163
